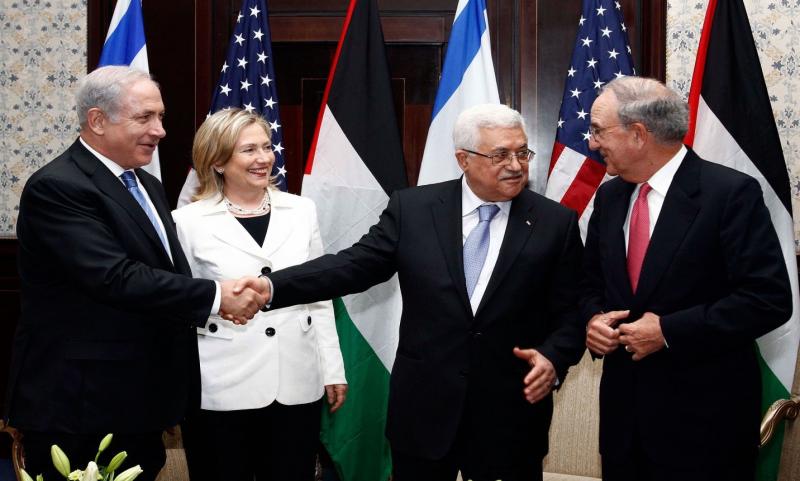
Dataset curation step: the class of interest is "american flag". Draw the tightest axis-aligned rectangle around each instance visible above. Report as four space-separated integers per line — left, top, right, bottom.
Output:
544 0 635 239
211 0 286 191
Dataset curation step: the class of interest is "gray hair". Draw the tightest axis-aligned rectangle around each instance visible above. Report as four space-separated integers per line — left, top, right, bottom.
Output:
602 77 688 143
75 66 155 127
453 103 527 150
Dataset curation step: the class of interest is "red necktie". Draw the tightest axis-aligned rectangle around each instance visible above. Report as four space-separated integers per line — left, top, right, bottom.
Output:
627 183 652 293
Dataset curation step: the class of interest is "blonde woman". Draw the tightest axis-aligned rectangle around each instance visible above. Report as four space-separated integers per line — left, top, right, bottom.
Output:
173 108 346 481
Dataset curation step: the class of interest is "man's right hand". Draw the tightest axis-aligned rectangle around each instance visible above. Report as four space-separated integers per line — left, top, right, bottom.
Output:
233 276 271 304
219 277 270 324
585 310 629 355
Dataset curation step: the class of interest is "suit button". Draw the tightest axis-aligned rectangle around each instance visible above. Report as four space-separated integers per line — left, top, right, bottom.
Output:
307 316 312 326
265 327 276 337
208 323 218 333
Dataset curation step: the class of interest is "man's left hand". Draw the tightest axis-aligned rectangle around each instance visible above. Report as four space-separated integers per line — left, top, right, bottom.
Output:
618 312 666 361
513 347 557 404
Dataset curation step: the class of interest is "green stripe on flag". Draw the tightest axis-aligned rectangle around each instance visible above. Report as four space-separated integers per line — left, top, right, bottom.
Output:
321 297 392 481
756 347 790 481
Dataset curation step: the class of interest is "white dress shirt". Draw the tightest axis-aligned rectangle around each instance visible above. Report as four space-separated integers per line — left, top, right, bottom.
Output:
461 176 512 314
623 145 687 252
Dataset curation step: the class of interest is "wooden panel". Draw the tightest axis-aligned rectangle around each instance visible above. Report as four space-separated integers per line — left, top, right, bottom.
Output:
269 0 455 13
403 104 434 186
271 16 447 43
640 0 667 80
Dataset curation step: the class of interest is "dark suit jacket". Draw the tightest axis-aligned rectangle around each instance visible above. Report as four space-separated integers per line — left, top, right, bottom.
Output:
269 179 585 460
5 139 216 434
580 149 792 468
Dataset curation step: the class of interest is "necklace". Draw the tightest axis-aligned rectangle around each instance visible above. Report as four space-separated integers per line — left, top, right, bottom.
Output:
224 190 271 216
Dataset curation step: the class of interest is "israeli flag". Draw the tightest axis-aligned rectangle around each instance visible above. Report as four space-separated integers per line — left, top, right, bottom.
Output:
98 0 161 179
417 0 499 185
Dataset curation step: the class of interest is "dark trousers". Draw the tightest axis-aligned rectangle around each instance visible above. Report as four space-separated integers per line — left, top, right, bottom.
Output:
601 442 757 481
22 431 165 481
182 400 322 481
391 405 544 481
392 446 543 481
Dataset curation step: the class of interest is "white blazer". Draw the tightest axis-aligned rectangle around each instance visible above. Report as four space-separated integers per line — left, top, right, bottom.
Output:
173 191 345 411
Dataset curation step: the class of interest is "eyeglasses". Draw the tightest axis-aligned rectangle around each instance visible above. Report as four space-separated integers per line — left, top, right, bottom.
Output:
463 148 535 166
588 123 627 140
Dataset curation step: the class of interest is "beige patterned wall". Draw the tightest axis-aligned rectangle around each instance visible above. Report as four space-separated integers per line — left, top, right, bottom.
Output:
0 0 86 238
667 0 800 250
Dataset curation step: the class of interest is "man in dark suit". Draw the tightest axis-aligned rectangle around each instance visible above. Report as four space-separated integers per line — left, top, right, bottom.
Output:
5 66 266 481
581 77 792 481
242 104 586 481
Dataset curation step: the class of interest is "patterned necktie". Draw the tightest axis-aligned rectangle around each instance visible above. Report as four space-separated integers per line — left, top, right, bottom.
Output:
120 171 169 253
464 204 500 298
627 182 652 293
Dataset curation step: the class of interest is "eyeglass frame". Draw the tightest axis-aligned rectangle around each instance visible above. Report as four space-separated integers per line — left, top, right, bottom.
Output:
588 123 629 140
462 148 535 166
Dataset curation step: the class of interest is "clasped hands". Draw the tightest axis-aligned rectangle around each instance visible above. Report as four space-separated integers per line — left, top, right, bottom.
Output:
585 310 665 360
218 276 273 324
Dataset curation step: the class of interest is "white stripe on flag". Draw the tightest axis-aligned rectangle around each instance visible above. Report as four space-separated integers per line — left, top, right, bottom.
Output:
544 146 588 202
417 1 499 186
693 95 800 392
577 188 601 242
128 48 149 73
104 0 133 40
302 106 401 371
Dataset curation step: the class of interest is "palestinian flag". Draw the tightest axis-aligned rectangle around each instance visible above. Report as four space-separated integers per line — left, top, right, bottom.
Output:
685 1 800 479
301 0 407 479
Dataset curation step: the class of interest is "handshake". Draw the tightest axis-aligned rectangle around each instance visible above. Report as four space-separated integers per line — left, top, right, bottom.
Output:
218 267 274 324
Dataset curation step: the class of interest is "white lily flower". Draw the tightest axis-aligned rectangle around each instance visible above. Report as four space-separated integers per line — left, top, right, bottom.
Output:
81 461 101 481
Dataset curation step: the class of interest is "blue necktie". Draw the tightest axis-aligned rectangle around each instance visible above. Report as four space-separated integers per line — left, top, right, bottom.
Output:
120 171 169 253
464 204 500 298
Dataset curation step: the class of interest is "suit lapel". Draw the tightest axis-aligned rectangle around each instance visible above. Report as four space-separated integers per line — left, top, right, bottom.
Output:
431 180 473 315
475 191 537 316
261 191 295 260
635 153 700 303
608 181 637 298
137 169 182 269
71 143 172 265
209 210 269 260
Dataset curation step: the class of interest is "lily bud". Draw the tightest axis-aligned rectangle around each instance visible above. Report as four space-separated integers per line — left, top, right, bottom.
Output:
114 465 143 481
97 434 113 454
19 468 35 481
106 451 128 473
50 444 71 477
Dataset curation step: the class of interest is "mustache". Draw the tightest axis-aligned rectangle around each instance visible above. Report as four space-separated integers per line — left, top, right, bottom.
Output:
499 172 524 181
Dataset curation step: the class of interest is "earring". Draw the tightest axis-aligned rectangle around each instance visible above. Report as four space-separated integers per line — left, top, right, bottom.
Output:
215 167 224 174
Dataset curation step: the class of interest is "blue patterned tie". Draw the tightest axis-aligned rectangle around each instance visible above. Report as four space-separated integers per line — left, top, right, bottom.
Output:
119 171 169 253
464 204 500 298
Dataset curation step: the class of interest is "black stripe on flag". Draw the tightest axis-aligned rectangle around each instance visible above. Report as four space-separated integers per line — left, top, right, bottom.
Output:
327 0 408 195
701 0 791 213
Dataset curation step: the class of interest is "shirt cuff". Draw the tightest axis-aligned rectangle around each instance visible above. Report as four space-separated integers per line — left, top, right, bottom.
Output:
262 276 274 309
211 280 221 315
